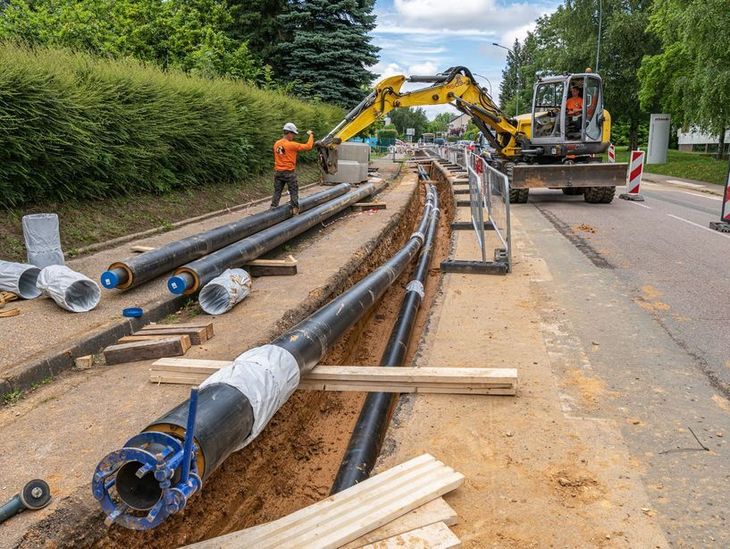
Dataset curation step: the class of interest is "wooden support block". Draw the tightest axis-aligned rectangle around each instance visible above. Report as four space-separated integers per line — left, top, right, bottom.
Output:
185 454 464 549
74 355 94 369
139 322 213 344
245 255 297 277
453 188 470 195
352 201 387 211
360 522 461 548
130 245 156 253
342 498 457 548
142 321 214 339
104 337 190 365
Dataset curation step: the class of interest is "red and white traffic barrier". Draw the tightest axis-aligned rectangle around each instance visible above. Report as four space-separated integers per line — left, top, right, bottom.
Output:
619 150 645 201
709 158 730 232
607 143 615 163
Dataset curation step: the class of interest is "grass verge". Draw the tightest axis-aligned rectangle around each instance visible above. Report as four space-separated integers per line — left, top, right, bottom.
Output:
607 147 728 185
0 164 321 263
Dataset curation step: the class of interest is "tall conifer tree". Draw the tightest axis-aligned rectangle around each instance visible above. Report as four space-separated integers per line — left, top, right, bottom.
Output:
277 0 379 108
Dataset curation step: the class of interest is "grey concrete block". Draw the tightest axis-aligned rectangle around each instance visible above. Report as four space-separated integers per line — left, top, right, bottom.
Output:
338 142 370 163
324 160 369 184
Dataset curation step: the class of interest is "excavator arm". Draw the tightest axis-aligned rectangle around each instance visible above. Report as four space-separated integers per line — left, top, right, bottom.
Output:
316 66 525 174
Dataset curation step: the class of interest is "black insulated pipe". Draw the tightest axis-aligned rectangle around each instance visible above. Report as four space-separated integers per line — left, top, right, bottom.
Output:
96 181 438 529
331 186 440 494
101 184 350 290
168 183 380 294
272 185 436 373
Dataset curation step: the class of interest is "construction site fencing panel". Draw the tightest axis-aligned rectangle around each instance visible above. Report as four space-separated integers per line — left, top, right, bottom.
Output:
466 151 512 270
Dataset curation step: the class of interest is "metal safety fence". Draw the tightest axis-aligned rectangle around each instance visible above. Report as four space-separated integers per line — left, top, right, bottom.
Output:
438 144 512 273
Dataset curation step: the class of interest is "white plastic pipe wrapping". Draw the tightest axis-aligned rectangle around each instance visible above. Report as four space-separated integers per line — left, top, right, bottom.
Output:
37 265 101 312
0 260 42 299
199 268 252 315
22 213 65 268
200 344 300 450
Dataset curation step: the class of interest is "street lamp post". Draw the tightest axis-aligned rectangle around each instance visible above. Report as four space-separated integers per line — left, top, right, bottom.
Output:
493 42 519 117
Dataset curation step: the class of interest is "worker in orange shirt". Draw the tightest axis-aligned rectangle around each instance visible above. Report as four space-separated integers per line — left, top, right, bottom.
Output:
272 122 314 214
565 85 584 137
566 85 583 116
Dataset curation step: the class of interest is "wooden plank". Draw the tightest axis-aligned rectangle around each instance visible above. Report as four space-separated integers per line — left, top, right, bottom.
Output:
245 255 297 268
130 245 156 253
342 498 457 549
359 522 461 548
151 360 516 385
141 321 214 339
149 361 517 394
149 372 515 394
138 326 209 345
121 334 191 351
352 202 387 211
104 337 189 365
186 454 463 549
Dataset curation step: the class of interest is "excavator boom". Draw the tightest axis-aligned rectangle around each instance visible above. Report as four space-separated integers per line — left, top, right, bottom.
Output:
316 67 523 174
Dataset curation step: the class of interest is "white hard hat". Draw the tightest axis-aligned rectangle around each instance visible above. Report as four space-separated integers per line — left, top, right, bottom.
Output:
283 122 298 134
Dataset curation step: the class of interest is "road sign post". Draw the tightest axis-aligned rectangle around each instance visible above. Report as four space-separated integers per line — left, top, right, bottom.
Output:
709 156 730 233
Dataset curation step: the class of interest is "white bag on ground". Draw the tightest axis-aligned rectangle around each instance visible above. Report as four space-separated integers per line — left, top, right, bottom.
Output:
22 213 65 268
0 260 42 299
199 268 252 315
37 265 101 312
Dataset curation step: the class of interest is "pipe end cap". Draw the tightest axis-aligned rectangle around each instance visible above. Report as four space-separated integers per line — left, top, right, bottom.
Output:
167 276 187 295
100 270 119 289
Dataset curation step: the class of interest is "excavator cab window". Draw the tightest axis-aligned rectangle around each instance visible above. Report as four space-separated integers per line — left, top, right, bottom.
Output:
565 77 584 140
532 81 564 139
583 76 603 142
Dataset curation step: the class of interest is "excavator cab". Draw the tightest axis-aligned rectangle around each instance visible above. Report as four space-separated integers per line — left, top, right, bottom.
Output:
530 73 607 157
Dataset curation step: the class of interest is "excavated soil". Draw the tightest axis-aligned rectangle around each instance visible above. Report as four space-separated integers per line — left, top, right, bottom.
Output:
18 173 454 548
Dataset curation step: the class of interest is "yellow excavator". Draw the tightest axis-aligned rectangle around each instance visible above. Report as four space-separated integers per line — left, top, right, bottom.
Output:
316 66 627 203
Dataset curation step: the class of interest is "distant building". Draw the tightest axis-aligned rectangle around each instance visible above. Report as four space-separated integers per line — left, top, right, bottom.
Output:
447 113 470 137
677 128 730 153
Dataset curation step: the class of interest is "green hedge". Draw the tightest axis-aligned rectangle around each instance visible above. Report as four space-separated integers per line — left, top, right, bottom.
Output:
0 43 343 207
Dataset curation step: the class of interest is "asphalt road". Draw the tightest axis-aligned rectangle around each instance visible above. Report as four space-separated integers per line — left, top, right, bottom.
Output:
531 181 730 395
514 180 729 545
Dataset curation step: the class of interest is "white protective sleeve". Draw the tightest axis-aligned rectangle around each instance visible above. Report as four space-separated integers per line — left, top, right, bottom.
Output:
37 265 101 312
199 268 252 315
200 344 300 450
22 213 65 268
0 260 42 299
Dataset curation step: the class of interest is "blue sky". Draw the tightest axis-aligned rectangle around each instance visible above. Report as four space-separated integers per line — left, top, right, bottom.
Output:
370 0 562 118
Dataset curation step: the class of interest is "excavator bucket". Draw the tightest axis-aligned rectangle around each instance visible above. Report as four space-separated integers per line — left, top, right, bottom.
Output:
316 140 340 175
511 162 628 189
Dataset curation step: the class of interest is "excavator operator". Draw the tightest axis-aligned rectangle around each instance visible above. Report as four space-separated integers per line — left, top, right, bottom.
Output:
566 85 584 138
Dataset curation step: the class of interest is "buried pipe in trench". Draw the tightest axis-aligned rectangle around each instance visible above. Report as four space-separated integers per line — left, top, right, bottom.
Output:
166 181 382 295
100 184 350 290
330 184 440 493
93 183 436 530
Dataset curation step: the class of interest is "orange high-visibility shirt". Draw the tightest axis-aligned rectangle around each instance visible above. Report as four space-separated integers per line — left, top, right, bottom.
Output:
566 96 583 114
273 134 314 171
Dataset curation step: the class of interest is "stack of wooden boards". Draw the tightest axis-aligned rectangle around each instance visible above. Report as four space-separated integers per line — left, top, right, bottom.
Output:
186 454 464 548
103 322 214 365
149 358 518 395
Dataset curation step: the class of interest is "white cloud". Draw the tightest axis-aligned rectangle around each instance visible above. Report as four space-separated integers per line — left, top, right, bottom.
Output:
392 0 544 34
408 61 439 75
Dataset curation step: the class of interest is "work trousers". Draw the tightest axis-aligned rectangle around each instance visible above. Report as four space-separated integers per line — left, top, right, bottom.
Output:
271 170 299 209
